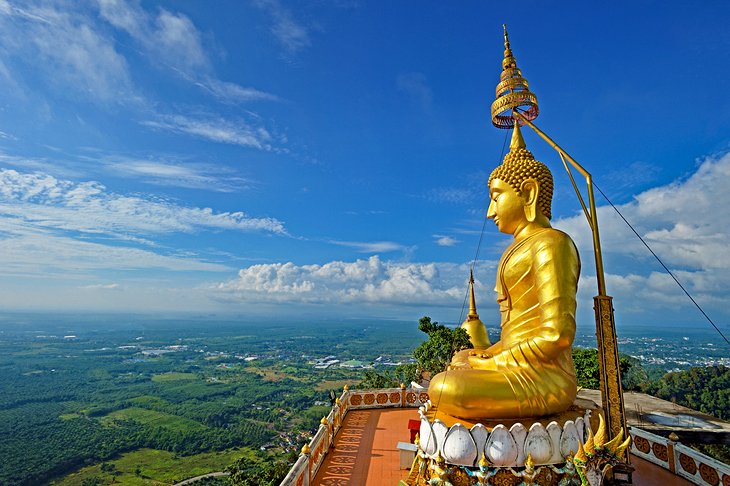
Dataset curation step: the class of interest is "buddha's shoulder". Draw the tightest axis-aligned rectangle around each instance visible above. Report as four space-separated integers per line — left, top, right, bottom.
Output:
529 228 578 253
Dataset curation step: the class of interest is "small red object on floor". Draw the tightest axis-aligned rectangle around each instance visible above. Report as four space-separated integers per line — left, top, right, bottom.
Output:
408 419 420 442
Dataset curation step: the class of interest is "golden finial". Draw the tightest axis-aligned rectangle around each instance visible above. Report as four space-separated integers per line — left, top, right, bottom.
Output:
400 382 406 389
343 384 349 392
435 450 445 464
301 443 311 454
320 416 328 426
479 452 489 468
414 433 420 446
491 25 539 129
335 397 341 406
524 453 535 472
502 24 516 70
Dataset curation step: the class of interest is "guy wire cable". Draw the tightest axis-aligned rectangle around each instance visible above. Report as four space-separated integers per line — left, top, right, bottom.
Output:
592 182 730 348
433 129 511 422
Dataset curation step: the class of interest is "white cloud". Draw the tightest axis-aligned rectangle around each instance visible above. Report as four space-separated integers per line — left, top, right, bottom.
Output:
141 114 275 150
200 78 279 103
0 167 286 238
103 157 256 192
81 283 120 290
0 1 134 103
433 235 459 247
555 152 730 319
329 240 405 253
97 0 277 105
97 0 209 74
0 224 230 276
215 255 476 307
253 0 311 53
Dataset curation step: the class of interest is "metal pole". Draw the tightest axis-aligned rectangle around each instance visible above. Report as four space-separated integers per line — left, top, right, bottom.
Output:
513 111 629 449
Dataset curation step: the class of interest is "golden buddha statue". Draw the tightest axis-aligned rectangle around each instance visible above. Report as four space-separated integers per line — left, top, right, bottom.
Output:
428 123 580 420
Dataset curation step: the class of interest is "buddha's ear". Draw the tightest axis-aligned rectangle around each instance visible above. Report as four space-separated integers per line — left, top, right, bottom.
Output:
520 178 539 223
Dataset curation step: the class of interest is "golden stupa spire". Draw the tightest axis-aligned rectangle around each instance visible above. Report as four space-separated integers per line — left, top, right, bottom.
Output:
460 269 491 348
467 269 479 319
490 24 539 129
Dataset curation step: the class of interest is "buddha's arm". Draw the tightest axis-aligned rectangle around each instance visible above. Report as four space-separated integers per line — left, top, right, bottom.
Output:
490 233 579 368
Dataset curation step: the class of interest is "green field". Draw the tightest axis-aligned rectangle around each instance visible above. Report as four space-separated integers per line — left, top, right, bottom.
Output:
53 447 256 485
102 408 208 432
0 317 417 485
151 372 198 382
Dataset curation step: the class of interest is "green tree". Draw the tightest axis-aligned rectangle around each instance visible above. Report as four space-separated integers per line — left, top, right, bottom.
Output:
571 347 644 391
227 457 292 486
646 365 730 420
359 369 397 389
413 316 472 377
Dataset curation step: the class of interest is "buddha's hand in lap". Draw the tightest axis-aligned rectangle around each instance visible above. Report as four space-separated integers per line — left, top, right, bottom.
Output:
467 352 496 370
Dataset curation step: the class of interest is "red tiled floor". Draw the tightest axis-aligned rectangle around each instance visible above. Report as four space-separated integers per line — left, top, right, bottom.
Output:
312 408 416 486
631 454 694 485
311 407 697 486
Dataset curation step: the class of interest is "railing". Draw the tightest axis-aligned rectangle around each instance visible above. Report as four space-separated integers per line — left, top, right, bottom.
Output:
279 386 428 486
281 391 730 486
630 426 730 485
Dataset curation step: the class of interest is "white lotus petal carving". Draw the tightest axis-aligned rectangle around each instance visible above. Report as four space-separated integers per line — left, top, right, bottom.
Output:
546 421 563 463
442 423 477 466
431 420 449 457
486 424 518 466
524 422 553 464
575 416 585 444
560 420 581 458
420 417 437 456
470 424 489 463
509 422 527 466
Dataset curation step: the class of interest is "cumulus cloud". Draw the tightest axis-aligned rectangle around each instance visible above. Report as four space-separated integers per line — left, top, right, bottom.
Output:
0 167 286 237
215 255 476 307
555 152 730 317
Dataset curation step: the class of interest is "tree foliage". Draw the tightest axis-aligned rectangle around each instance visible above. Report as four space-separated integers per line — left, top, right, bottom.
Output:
227 453 294 486
413 316 472 377
646 365 730 420
571 347 645 391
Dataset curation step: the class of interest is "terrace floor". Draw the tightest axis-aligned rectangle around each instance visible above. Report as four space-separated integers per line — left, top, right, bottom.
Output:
311 407 694 485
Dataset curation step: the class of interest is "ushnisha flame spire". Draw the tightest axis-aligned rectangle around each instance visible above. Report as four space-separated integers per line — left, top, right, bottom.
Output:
490 25 539 129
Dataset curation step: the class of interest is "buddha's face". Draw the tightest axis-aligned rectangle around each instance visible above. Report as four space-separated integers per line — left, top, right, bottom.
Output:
487 178 526 235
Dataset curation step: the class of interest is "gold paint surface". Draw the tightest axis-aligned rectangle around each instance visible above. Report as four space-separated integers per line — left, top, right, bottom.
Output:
428 130 580 420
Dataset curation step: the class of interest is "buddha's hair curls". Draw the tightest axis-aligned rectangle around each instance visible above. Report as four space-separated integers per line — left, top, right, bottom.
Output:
488 147 553 220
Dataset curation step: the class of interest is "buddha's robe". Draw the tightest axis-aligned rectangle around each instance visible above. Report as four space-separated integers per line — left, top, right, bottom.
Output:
429 228 580 419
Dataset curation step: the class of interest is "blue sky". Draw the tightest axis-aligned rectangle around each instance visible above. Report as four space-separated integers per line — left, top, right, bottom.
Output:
0 1 729 335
